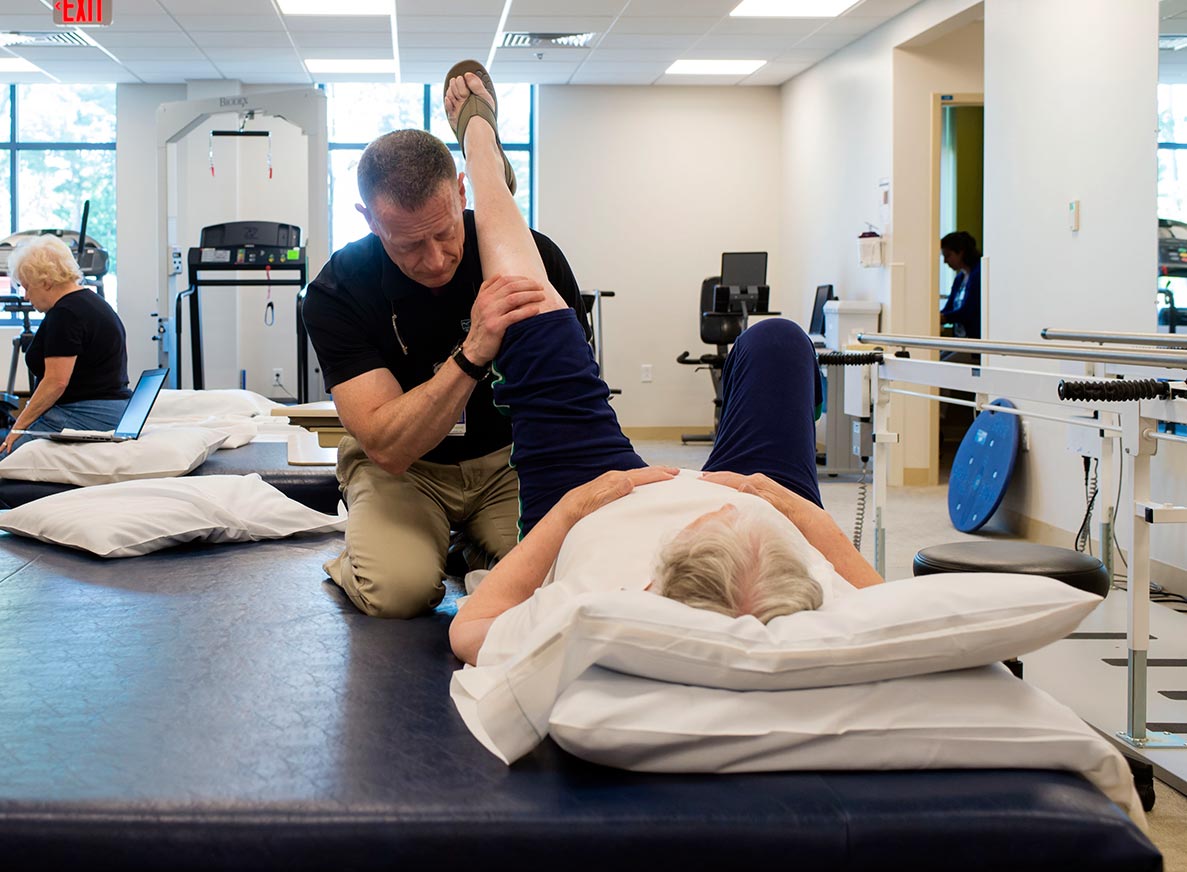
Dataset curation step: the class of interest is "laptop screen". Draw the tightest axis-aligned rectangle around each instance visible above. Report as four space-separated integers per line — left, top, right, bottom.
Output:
114 368 169 439
720 252 768 288
809 284 835 335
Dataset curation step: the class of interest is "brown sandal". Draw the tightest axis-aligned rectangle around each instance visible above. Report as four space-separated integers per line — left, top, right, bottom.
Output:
444 59 517 194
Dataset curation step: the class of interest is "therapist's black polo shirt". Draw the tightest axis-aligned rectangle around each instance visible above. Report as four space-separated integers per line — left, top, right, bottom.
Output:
303 209 588 465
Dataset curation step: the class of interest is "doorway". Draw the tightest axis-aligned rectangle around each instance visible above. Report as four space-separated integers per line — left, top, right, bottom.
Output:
931 93 984 477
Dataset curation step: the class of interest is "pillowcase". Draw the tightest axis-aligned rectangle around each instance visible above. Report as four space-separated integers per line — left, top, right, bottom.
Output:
0 473 346 558
547 664 1144 826
0 427 227 485
149 389 281 421
451 574 1100 765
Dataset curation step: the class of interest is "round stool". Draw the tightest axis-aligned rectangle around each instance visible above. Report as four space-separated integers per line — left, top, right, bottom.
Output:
912 541 1111 598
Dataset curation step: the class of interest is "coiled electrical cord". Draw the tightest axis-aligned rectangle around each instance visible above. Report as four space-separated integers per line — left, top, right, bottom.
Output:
852 460 869 550
1057 378 1169 402
817 351 884 366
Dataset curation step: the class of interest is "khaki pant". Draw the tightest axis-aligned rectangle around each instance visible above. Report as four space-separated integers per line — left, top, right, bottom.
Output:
325 436 519 618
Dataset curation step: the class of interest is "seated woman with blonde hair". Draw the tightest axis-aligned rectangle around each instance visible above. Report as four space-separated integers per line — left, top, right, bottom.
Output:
1 235 131 453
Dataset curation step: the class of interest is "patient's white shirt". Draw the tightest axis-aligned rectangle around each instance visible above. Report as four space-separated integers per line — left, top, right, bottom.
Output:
478 469 848 667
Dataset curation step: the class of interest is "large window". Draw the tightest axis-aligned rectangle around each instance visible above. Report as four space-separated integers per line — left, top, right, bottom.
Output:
0 84 117 316
1158 84 1187 326
325 83 534 252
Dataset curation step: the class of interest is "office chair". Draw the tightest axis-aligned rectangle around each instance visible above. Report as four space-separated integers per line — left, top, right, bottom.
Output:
676 275 745 444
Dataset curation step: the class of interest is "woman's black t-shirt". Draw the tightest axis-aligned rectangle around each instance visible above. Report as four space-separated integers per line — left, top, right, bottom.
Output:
25 289 131 404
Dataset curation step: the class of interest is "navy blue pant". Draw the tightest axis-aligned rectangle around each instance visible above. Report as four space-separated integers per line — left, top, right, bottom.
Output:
493 310 823 536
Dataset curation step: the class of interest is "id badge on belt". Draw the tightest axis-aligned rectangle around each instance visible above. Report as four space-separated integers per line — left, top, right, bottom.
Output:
433 358 467 437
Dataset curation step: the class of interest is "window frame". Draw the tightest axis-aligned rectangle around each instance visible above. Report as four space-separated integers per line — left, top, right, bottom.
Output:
0 83 118 326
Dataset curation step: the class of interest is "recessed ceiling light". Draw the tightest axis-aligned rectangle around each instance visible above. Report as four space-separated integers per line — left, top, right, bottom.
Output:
0 57 45 73
279 0 391 15
731 0 858 17
304 58 398 73
666 59 766 75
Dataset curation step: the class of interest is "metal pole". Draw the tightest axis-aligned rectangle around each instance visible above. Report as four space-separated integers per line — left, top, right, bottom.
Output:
857 331 1187 369
1042 328 1187 348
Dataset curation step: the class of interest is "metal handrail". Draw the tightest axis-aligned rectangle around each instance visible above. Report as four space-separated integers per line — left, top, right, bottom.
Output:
1041 328 1187 348
855 331 1187 369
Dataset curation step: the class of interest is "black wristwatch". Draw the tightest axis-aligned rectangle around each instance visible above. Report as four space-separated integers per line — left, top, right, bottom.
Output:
451 343 491 381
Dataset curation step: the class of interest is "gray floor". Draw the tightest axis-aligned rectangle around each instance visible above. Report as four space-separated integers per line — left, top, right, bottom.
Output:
633 439 1187 871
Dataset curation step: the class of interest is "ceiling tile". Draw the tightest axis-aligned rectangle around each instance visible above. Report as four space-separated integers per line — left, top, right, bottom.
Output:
620 0 737 17
397 32 493 50
215 61 309 75
743 60 810 84
818 16 891 36
395 15 501 33
81 14 183 31
284 15 394 32
298 46 398 59
203 47 300 62
503 16 618 33
595 33 701 50
394 0 503 13
709 17 828 36
99 46 208 60
26 61 136 81
173 16 287 31
608 16 719 35
122 60 223 76
695 34 815 52
188 32 297 48
11 46 111 61
87 31 196 48
159 0 278 14
657 72 749 85
794 32 861 50
293 32 395 49
510 0 627 14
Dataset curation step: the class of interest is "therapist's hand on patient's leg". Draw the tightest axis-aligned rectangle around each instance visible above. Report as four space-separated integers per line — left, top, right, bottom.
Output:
464 274 566 366
556 467 679 526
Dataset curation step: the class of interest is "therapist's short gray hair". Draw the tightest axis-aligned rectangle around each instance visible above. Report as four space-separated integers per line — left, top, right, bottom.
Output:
656 512 823 623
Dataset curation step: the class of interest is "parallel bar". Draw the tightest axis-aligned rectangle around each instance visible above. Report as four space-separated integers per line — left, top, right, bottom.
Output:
880 386 1123 432
857 331 1187 369
1148 429 1187 447
1042 328 1187 348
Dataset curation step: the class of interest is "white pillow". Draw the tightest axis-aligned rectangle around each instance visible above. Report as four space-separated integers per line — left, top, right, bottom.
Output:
149 389 280 421
548 664 1145 826
451 574 1100 765
0 473 347 557
0 427 227 485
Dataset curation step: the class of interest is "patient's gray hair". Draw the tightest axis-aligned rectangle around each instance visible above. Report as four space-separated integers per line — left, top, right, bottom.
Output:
656 510 823 623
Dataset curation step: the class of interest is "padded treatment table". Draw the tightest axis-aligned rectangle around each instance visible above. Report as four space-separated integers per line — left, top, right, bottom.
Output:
0 534 1160 872
0 440 340 514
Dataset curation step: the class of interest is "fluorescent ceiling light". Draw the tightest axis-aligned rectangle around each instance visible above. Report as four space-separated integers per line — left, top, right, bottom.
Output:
305 58 398 73
731 0 857 17
279 0 391 14
0 57 44 73
666 59 765 75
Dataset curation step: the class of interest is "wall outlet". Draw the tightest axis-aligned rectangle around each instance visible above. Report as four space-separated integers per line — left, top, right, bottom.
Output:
272 368 284 386
640 364 653 383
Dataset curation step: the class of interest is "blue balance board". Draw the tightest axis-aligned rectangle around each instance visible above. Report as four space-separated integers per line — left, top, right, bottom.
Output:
948 398 1021 533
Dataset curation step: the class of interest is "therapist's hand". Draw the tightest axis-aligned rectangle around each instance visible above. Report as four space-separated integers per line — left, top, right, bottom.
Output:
557 466 678 525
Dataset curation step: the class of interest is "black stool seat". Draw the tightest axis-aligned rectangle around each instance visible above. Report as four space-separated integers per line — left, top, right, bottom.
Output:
913 541 1111 598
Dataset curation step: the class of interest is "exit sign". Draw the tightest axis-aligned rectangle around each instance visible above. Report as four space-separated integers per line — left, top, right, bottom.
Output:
53 0 112 26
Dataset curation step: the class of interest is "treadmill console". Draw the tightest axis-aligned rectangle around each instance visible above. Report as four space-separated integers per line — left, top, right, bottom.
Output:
191 221 305 269
1159 218 1187 277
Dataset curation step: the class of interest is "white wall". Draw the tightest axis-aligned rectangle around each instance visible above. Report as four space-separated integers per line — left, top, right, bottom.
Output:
779 0 982 481
116 83 186 379
536 85 782 429
117 82 315 396
983 0 1167 563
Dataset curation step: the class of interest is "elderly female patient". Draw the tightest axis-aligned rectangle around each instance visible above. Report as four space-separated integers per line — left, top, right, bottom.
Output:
1 235 131 454
443 63 882 667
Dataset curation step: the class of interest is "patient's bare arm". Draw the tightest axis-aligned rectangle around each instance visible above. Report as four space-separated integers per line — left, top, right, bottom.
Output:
450 466 678 666
699 471 883 589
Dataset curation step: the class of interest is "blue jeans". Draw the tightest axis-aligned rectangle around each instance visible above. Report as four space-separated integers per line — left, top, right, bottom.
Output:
11 398 128 451
492 310 824 537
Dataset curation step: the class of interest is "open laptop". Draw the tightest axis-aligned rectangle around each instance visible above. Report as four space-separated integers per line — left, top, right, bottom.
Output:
807 284 835 347
14 367 169 443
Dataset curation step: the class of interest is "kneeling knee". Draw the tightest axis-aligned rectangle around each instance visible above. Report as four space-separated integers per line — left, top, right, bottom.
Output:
352 568 445 619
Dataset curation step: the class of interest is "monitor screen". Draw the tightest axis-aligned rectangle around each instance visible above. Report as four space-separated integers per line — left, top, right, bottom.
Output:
809 284 835 335
720 252 768 288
